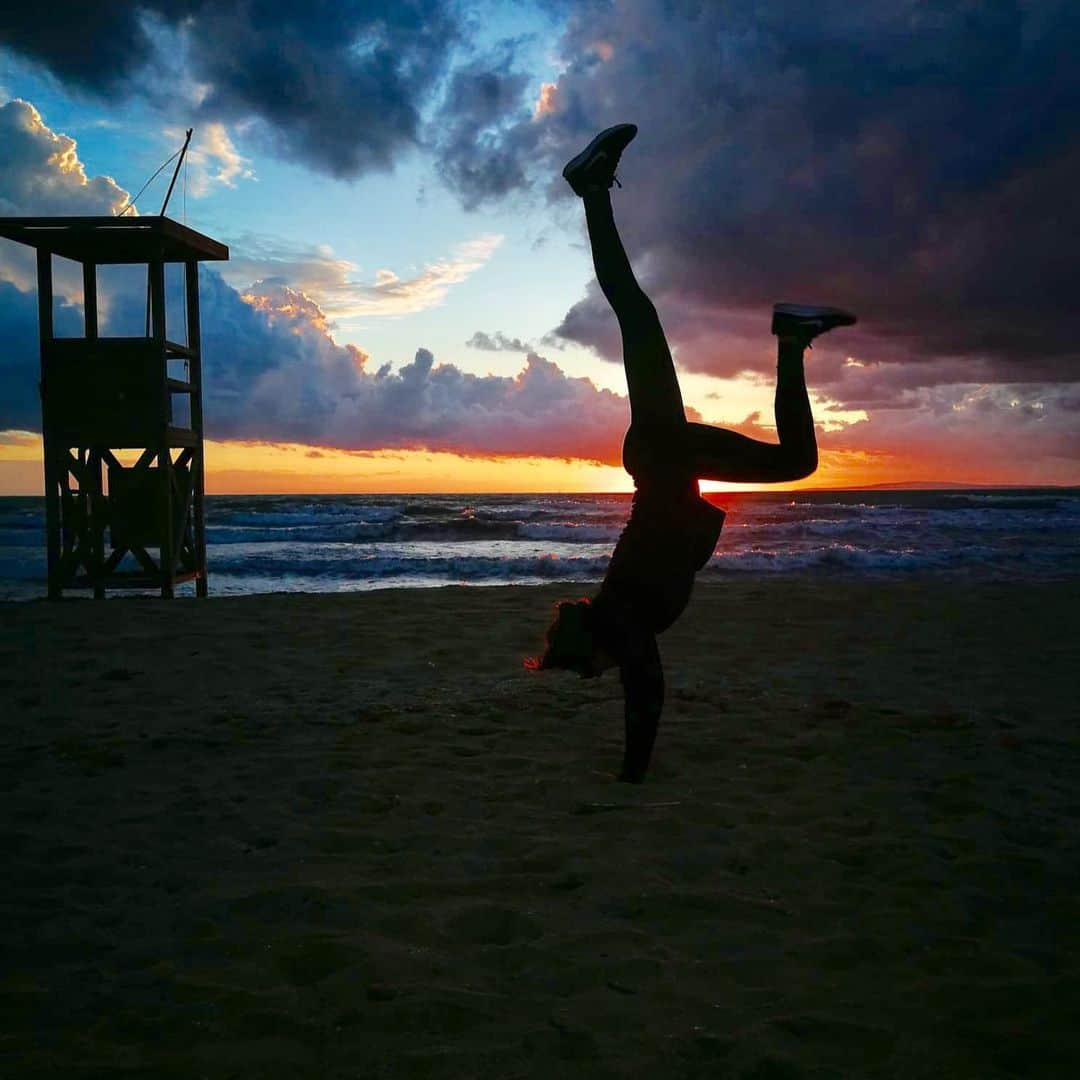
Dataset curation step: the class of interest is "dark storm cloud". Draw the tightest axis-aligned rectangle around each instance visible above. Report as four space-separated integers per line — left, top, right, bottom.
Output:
0 1 458 178
429 51 535 208
0 4 182 91
430 0 1080 388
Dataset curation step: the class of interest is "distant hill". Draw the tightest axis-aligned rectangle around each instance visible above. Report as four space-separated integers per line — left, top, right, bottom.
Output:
843 481 983 490
703 481 1078 496
829 481 1076 491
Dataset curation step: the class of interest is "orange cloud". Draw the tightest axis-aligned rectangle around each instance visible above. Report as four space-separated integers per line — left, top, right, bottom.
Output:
533 82 558 118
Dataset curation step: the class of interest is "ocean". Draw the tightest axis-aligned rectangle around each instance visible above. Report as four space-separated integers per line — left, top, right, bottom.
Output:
0 488 1077 600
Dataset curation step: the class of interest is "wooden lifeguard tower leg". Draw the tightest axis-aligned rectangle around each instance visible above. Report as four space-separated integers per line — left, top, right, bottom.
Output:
186 259 209 597
149 259 175 599
36 249 63 600
81 260 107 600
87 448 104 599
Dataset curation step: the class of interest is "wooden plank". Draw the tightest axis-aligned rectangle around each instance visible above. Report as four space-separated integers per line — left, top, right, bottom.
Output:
179 531 197 572
158 456 175 598
161 216 229 261
64 449 88 487
69 450 87 576
130 544 160 580
133 447 157 472
37 249 61 598
171 461 191 558
47 335 173 351
76 569 201 590
83 262 97 339
173 503 190 562
59 487 75 561
88 447 105 598
103 547 128 574
56 546 81 585
44 450 62 598
0 216 228 262
167 426 198 448
187 259 209 598
166 378 191 393
35 248 53 341
165 340 195 358
44 338 169 448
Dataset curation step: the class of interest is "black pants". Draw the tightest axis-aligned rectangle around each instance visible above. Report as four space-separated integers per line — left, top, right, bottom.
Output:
583 190 818 484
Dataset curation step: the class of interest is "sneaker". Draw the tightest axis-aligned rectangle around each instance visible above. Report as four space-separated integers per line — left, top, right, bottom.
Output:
772 303 857 345
563 124 638 196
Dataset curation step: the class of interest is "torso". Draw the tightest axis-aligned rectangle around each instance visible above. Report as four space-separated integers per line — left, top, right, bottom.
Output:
596 473 725 636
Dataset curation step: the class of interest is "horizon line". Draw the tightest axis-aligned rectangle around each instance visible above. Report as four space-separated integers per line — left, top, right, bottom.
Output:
2 481 1077 498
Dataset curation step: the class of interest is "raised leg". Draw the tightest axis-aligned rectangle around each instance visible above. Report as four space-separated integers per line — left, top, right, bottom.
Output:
683 340 818 483
582 182 819 485
583 189 685 429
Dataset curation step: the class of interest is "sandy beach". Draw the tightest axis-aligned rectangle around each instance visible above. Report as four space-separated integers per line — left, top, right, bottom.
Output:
1 578 1077 1077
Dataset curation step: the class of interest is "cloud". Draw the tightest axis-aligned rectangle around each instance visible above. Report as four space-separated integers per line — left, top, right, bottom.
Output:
0 99 132 297
428 47 535 209
216 234 356 302
426 1 1080 396
0 429 40 446
200 272 629 460
0 99 129 219
223 232 503 318
164 122 254 196
120 269 631 462
467 330 532 353
533 82 558 119
239 279 337 335
0 6 159 92
815 381 1080 482
0 1 459 179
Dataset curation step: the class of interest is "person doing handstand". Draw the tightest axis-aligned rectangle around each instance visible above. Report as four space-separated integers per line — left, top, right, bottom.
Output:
527 124 857 783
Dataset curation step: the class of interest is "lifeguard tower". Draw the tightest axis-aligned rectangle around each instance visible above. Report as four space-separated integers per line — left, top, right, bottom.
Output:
0 215 229 598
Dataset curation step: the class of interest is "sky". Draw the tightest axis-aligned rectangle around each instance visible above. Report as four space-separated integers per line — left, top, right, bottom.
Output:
1 0 1077 494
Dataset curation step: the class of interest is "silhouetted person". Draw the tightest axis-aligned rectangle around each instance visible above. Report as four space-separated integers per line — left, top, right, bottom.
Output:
527 124 856 783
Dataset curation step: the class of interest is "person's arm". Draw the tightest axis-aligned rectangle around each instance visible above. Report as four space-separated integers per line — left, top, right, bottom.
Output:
617 630 664 783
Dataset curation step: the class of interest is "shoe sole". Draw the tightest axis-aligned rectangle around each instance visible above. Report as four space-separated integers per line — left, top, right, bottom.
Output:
562 123 638 183
773 303 857 326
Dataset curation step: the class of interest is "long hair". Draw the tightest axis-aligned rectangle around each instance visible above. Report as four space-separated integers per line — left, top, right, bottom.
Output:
524 597 595 676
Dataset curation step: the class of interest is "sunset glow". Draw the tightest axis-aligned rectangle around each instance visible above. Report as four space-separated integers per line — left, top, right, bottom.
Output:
2 430 1060 498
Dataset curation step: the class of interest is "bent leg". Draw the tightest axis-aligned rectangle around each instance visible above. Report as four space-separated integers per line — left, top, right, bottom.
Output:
583 189 684 429
685 340 818 483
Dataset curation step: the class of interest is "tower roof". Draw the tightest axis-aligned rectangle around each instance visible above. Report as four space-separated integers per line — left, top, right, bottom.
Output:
0 216 228 264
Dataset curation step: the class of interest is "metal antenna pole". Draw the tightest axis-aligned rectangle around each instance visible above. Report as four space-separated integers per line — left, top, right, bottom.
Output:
160 129 193 217
146 129 194 336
